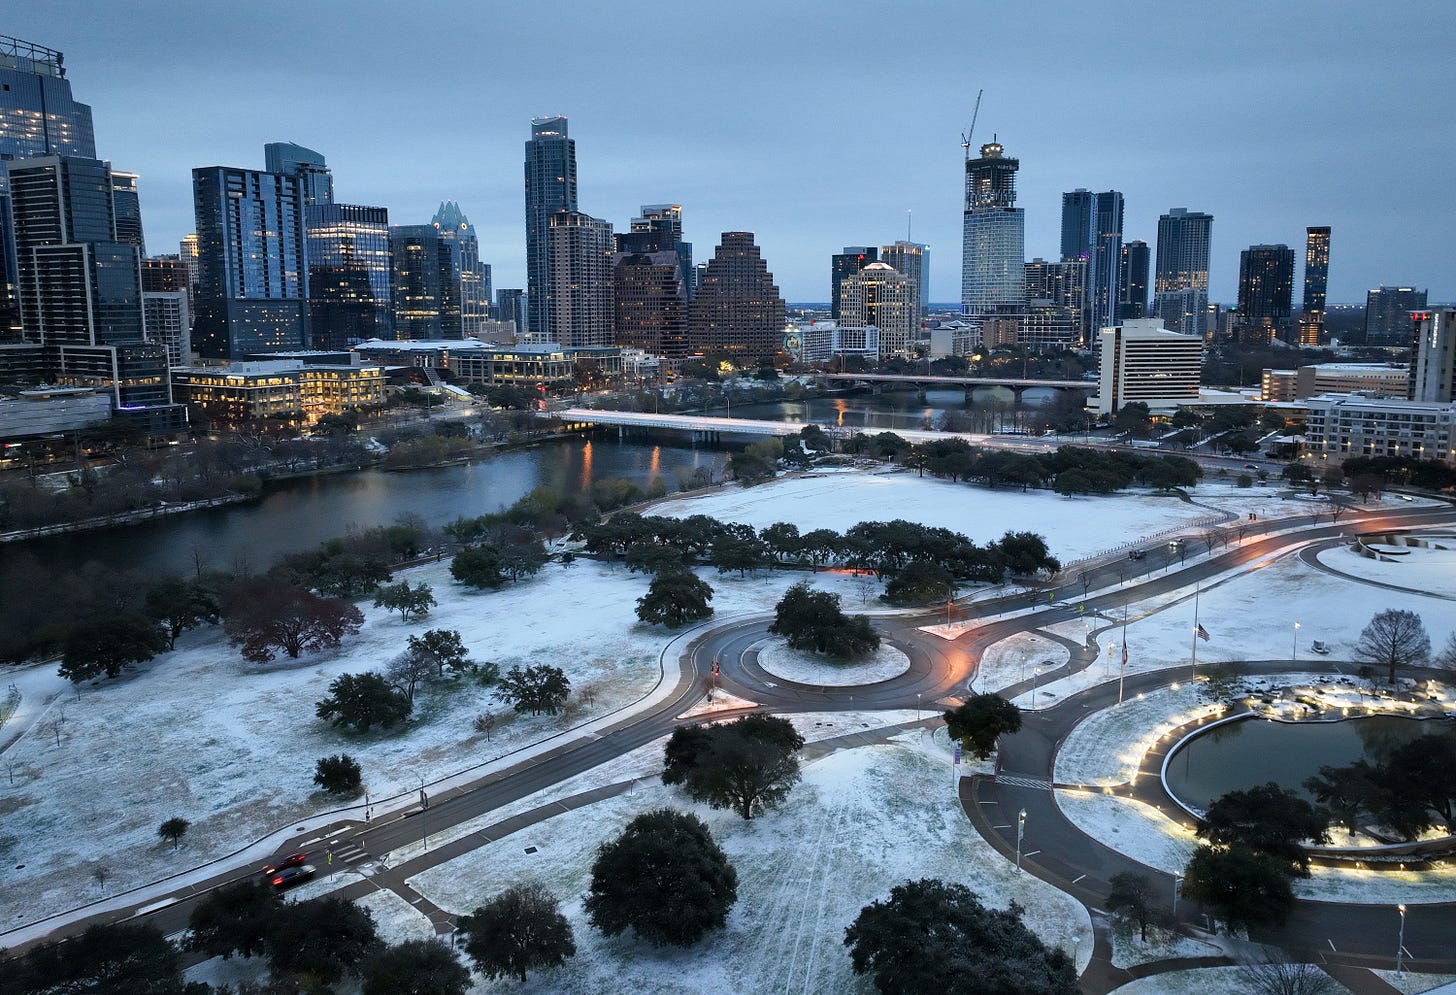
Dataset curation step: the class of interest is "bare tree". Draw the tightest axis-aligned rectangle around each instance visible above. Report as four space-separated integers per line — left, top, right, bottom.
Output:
1077 571 1092 599
386 650 435 704
47 708 67 748
1354 609 1431 684
1437 631 1456 672
473 712 496 741
1235 953 1340 995
92 865 111 895
5 759 21 785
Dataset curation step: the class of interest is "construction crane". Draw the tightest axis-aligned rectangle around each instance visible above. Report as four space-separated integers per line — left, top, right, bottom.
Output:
960 89 984 161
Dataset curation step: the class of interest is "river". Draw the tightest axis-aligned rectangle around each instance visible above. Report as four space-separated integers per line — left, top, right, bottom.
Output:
1 388 1049 578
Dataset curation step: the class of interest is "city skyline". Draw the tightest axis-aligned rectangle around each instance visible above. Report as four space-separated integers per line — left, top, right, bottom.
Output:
8 1 1452 307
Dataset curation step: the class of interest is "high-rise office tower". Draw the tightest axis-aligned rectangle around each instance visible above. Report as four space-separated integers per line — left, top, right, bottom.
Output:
1410 308 1456 403
307 204 393 349
547 210 614 349
880 241 929 329
141 255 189 293
524 116 577 340
1059 189 1123 333
390 224 459 340
1023 258 1087 351
961 140 1025 323
1153 207 1212 337
613 205 691 357
431 200 490 337
1236 244 1295 345
264 141 334 208
0 35 99 338
620 204 694 299
688 232 786 358
1119 240 1149 319
143 291 190 366
840 262 916 357
109 171 145 254
192 166 310 357
8 154 178 423
1300 227 1330 347
495 288 526 332
830 246 877 321
1364 286 1428 345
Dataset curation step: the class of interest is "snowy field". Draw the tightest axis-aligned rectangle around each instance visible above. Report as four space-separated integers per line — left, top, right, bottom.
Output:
755 639 910 686
405 732 1091 994
0 557 886 927
1315 541 1456 598
648 468 1233 562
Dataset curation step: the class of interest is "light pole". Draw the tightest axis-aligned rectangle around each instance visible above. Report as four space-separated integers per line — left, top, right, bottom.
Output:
1292 621 1301 663
1015 808 1027 872
916 692 922 722
1397 904 1407 975
1033 667 1040 699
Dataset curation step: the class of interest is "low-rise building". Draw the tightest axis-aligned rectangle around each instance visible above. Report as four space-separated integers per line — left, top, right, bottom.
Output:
1094 318 1203 415
0 387 113 440
1302 392 1456 463
172 360 385 428
796 321 880 364
446 343 622 394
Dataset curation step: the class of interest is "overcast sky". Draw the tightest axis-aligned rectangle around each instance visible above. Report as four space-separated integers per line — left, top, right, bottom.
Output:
14 1 1453 305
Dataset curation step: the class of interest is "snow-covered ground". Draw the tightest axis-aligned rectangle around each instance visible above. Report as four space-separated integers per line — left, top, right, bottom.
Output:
1316 541 1456 598
755 638 909 686
405 732 1091 993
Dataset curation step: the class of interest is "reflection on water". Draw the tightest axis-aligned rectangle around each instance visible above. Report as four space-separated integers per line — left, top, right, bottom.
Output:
1165 715 1453 809
0 436 728 578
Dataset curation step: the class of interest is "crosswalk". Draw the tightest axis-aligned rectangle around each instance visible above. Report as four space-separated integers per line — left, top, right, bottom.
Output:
323 840 370 869
995 774 1053 791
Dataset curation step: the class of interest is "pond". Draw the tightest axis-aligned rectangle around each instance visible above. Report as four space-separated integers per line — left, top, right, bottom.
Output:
1163 713 1454 811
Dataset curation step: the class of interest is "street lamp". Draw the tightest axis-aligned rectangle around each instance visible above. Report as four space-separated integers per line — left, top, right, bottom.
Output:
1397 904 1407 975
916 692 922 722
1015 808 1027 872
1292 622 1301 664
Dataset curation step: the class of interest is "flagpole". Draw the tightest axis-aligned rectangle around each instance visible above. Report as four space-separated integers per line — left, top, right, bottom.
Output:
1190 583 1200 680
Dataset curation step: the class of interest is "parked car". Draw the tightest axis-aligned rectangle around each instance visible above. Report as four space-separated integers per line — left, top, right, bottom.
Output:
1128 549 1146 560
262 852 308 876
268 864 316 889
1310 640 1331 656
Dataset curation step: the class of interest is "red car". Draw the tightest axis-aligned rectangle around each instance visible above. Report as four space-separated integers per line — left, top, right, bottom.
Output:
261 852 308 876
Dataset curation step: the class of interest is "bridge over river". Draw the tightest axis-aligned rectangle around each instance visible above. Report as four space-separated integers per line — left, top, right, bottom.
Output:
550 408 1022 446
821 372 1095 400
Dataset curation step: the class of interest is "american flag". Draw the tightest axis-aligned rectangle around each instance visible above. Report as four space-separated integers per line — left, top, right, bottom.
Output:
1196 623 1211 642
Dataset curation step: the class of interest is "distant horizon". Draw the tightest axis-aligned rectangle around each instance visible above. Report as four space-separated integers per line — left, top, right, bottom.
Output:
8 2 1452 305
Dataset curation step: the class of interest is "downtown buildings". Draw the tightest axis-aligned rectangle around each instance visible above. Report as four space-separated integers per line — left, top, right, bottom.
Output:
1152 208 1213 337
960 139 1025 325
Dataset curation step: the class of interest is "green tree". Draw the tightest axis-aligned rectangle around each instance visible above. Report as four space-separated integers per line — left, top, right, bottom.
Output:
158 816 190 850
1180 845 1296 933
636 570 714 628
769 581 880 659
943 693 1023 761
60 611 168 682
493 664 571 715
843 878 1077 995
315 672 413 732
709 528 769 576
185 879 283 961
661 714 806 820
450 545 505 589
585 808 738 947
1198 783 1331 876
6 922 198 994
263 895 381 989
459 882 576 983
373 580 437 622
361 939 471 995
883 560 955 606
314 754 363 795
1353 608 1431 684
1105 871 1157 941
407 628 470 676
144 577 220 650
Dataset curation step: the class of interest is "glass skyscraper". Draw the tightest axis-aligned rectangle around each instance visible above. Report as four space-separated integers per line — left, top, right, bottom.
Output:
1300 226 1330 346
390 224 459 340
1120 240 1150 319
524 116 577 340
431 200 491 337
307 204 393 349
1060 189 1124 333
1153 208 1213 337
961 141 1025 320
1236 243 1295 344
192 166 310 357
1 35 98 338
264 141 334 208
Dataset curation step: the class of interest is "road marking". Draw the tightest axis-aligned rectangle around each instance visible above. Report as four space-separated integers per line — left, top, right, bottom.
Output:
1024 850 1042 858
993 824 1012 829
1072 874 1086 884
996 774 1054 790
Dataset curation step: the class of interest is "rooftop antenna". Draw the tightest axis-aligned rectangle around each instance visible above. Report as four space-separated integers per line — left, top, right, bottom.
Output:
961 89 984 161
907 209 912 241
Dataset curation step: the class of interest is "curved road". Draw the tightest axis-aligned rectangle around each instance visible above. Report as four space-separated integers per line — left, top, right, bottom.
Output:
7 497 1455 983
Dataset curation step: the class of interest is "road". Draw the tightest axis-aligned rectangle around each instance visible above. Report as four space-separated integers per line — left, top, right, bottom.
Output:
6 496 1454 981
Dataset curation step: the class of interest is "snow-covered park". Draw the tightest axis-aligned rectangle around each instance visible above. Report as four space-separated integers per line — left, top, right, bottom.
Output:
2 465 1453 994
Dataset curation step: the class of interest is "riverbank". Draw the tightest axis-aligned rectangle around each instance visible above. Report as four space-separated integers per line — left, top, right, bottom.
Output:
0 493 256 544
